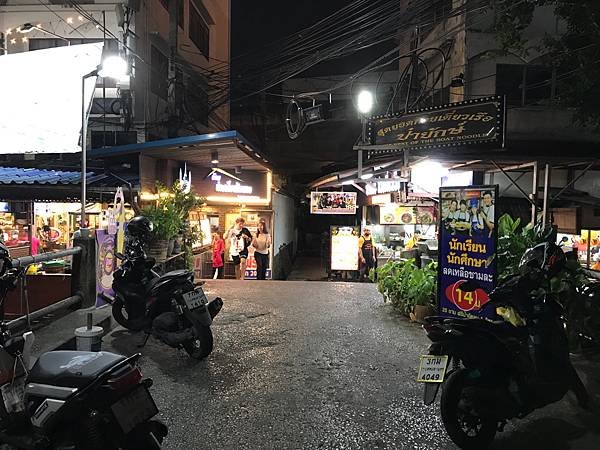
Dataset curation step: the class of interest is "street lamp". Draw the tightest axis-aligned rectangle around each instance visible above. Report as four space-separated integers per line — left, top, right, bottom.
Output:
80 54 128 232
356 90 374 180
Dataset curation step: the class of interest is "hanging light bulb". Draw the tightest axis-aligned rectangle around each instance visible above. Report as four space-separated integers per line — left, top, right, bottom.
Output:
10 38 16 45
66 17 73 24
21 37 28 43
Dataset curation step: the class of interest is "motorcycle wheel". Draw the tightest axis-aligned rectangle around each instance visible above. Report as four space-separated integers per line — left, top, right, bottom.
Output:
182 326 213 359
440 369 497 450
112 299 134 330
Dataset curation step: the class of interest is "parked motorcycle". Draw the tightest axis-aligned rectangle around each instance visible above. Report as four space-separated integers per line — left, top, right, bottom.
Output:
0 243 167 449
104 216 223 359
418 242 589 449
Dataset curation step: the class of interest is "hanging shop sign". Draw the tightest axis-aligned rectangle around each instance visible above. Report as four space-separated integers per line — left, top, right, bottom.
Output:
379 205 435 225
190 168 270 204
438 185 499 320
365 180 403 196
310 192 357 215
330 226 360 271
368 96 505 155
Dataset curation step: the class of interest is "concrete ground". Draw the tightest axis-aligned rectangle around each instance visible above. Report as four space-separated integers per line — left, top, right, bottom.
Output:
101 280 600 450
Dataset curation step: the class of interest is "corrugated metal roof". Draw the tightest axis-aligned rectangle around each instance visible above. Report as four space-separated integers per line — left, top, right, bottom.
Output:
0 167 91 185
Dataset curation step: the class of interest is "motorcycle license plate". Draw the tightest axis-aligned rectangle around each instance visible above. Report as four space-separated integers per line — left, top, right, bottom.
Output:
417 355 449 383
183 289 208 310
111 385 158 434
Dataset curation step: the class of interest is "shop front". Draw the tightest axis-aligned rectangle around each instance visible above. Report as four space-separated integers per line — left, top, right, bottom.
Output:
91 131 295 280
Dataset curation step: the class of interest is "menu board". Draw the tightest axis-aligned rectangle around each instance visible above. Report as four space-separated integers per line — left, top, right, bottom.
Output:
330 226 360 271
438 186 498 320
380 205 435 225
311 192 357 215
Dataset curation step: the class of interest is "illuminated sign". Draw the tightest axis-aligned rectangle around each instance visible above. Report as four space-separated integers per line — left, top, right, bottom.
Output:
366 180 403 196
187 168 270 205
210 173 253 194
330 226 359 271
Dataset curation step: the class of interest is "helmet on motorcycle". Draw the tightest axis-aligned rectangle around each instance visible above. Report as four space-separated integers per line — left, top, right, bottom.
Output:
126 216 153 239
519 242 566 278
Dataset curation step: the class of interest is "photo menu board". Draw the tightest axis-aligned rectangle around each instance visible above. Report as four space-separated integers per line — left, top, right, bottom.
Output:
438 186 498 320
330 226 360 271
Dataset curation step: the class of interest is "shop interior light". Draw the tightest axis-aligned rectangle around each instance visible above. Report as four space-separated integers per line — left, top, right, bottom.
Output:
18 23 35 34
360 172 374 180
357 90 374 115
211 151 219 164
341 179 354 185
418 117 428 124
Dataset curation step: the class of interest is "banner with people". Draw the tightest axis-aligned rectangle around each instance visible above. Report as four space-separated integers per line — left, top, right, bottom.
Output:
438 186 498 320
310 192 357 215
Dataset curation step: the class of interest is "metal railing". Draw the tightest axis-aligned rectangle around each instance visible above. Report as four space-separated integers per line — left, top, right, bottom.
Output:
6 247 83 330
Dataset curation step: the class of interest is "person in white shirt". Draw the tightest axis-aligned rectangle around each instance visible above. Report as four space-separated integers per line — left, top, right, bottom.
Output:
252 219 272 280
481 191 495 237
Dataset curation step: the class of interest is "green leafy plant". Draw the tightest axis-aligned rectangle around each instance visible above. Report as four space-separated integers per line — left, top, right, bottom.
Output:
372 260 437 317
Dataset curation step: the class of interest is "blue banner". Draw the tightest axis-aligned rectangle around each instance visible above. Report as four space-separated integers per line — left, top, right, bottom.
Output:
438 186 498 320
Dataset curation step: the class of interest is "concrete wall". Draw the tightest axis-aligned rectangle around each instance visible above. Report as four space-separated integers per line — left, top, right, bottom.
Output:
272 190 296 279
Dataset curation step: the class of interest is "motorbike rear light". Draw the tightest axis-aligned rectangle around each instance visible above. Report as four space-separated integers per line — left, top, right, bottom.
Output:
107 366 143 393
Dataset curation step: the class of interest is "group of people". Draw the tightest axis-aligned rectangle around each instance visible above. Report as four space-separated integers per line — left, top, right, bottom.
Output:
442 190 495 238
210 216 272 280
316 192 354 210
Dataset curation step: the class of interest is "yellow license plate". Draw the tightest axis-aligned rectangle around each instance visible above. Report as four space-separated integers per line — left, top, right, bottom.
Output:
417 355 448 383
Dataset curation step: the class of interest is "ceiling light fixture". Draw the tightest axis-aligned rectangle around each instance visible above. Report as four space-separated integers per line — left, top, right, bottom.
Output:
211 151 219 164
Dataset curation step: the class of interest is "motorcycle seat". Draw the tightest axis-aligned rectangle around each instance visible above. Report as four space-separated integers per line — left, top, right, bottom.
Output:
146 269 193 293
27 351 126 389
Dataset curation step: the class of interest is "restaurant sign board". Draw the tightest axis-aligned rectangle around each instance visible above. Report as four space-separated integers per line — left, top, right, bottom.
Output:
330 226 360 271
438 185 499 320
368 96 505 154
311 192 357 215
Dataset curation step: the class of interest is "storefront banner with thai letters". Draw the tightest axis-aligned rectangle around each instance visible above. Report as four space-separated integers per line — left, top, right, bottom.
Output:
96 229 116 307
311 192 357 215
438 186 498 320
369 96 505 153
330 226 360 271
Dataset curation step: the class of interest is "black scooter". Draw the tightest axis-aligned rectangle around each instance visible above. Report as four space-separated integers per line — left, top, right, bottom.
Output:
103 229 223 360
0 244 167 449
418 243 589 449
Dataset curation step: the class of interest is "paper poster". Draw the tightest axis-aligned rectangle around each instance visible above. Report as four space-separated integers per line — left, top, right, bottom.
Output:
96 229 116 307
438 186 498 320
330 226 360 271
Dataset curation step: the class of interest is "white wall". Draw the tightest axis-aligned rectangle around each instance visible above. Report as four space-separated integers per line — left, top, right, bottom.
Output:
272 191 295 255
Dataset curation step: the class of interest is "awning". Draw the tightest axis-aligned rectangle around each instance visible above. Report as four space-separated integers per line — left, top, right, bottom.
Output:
90 130 271 172
0 167 131 202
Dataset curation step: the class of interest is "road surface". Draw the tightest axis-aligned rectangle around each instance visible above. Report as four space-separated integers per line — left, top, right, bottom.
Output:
104 280 600 449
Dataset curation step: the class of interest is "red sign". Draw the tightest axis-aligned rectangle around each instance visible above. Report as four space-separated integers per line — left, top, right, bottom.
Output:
444 280 490 312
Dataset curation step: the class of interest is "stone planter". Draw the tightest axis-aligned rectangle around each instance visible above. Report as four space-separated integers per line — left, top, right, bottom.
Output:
147 239 169 262
412 304 435 324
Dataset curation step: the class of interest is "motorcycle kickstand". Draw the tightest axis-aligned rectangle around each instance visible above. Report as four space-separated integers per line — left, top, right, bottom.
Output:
137 332 151 348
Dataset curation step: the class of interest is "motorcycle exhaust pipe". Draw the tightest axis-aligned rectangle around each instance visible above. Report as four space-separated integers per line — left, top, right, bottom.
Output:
208 297 223 319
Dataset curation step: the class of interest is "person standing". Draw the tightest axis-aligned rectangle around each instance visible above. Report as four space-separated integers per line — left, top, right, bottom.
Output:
226 217 252 279
252 219 272 280
211 228 225 279
481 191 495 237
358 227 376 282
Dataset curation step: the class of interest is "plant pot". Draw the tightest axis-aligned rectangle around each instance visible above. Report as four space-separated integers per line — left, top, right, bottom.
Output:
167 239 175 256
147 239 169 262
173 234 183 254
412 305 435 324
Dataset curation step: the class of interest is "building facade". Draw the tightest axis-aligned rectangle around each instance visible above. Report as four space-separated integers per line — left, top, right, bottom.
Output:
0 0 230 149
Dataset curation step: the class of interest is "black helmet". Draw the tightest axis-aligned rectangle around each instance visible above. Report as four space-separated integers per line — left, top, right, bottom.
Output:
519 242 566 278
126 216 153 239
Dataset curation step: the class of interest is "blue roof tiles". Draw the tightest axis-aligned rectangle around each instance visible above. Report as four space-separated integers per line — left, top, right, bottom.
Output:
0 167 90 185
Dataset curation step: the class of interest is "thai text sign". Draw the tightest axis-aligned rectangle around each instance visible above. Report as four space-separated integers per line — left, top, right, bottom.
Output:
311 192 357 215
369 97 504 151
331 226 360 271
438 186 498 320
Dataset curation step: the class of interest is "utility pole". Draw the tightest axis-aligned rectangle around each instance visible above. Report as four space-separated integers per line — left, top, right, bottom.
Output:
167 0 180 137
